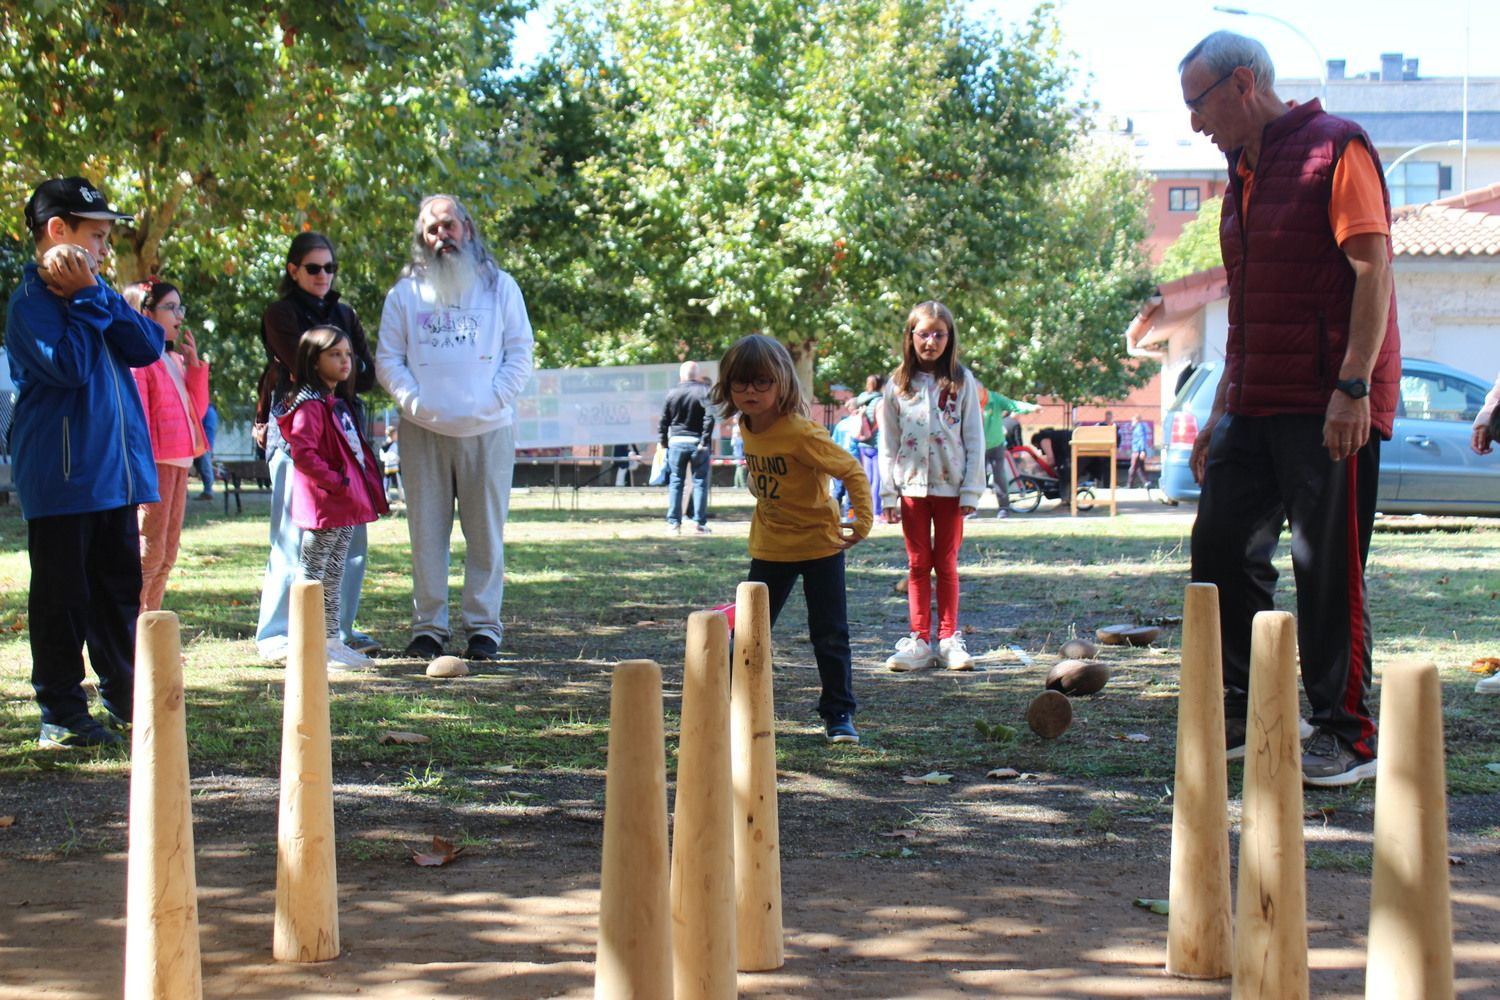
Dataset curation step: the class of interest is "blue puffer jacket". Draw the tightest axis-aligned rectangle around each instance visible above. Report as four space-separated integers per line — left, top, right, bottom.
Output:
5 263 164 519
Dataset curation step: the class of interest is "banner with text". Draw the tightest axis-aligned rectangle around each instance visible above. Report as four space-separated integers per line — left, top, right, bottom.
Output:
514 361 718 450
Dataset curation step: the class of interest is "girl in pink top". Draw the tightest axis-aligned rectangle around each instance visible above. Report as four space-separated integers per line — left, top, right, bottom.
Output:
274 325 388 669
128 280 209 612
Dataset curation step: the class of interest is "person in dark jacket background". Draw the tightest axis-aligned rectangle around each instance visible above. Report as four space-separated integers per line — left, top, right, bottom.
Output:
658 360 716 534
1180 31 1400 787
6 177 163 748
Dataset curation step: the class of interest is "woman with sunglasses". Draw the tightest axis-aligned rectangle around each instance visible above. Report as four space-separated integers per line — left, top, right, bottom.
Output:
126 279 210 612
252 232 377 662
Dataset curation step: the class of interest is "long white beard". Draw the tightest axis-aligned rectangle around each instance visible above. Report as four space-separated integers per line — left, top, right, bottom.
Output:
427 246 480 308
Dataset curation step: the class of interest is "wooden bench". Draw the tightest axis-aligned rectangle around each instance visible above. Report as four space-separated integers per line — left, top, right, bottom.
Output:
218 458 272 514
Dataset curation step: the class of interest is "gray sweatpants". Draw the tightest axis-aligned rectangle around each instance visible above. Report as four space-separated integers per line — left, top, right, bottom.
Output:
400 420 516 644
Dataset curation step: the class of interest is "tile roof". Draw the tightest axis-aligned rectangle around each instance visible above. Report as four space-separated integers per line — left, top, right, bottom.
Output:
1392 182 1500 256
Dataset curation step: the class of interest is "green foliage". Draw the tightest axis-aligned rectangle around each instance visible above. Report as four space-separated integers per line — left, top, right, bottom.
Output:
507 0 1152 402
0 0 542 413
1155 196 1224 283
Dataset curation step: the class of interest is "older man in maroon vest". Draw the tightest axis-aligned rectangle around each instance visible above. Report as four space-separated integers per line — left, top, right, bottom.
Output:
1180 31 1400 788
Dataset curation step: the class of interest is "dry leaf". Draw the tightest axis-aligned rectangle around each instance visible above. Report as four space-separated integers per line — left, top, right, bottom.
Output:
1469 657 1500 675
1437 575 1450 585
986 767 1021 781
1113 733 1151 743
377 731 431 745
1449 855 1466 867
901 771 953 785
878 829 918 840
0 816 14 828
411 836 464 867
633 620 658 627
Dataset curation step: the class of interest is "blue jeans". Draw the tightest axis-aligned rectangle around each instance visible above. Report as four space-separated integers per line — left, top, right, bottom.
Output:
665 441 709 527
255 445 368 653
748 552 856 720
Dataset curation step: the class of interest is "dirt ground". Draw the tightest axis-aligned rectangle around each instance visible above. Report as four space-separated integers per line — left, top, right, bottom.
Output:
2 497 1498 998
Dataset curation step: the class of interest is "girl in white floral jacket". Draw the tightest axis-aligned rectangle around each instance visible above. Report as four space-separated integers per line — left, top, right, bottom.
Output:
878 301 986 672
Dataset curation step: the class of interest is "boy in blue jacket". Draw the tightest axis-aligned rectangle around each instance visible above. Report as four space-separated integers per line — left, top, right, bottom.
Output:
6 177 163 748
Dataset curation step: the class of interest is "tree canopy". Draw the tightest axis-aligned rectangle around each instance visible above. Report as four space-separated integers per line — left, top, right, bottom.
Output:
1155 196 1224 284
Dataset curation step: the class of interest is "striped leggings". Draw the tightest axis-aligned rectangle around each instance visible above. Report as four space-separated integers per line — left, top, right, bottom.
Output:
299 526 355 639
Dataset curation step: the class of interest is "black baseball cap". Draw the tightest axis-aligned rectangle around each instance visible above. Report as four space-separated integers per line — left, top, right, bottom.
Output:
24 177 133 231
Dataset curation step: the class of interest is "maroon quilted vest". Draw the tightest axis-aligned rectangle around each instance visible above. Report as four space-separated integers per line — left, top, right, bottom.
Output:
1220 100 1401 437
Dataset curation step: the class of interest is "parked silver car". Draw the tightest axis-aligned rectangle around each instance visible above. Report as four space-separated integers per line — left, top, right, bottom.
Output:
1160 357 1500 516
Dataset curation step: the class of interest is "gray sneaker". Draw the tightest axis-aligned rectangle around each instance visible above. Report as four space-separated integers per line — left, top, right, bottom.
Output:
39 717 124 750
1301 729 1377 787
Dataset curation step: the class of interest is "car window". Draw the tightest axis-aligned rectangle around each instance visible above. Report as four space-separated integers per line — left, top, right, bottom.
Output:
1399 371 1487 423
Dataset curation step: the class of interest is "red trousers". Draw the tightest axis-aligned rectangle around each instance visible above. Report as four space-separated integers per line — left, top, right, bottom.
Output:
900 495 964 641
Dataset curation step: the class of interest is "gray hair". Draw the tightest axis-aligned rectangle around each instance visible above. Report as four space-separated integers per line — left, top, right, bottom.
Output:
1179 30 1276 94
401 193 498 283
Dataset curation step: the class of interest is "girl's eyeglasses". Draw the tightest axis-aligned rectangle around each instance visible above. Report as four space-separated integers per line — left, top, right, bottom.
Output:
300 262 338 276
730 376 775 393
153 303 186 317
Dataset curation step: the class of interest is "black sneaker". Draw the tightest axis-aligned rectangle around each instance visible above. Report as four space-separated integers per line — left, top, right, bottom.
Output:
824 713 859 745
1226 716 1247 761
464 633 500 662
402 634 445 659
39 717 124 750
101 707 131 736
1302 729 1377 787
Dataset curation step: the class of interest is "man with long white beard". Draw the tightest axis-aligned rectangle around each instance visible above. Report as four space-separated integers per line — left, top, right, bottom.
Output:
376 194 535 661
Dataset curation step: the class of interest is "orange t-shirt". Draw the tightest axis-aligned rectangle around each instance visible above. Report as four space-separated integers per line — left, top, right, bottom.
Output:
1235 129 1389 247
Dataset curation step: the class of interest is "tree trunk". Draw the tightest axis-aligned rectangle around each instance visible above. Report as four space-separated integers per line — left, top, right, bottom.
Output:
786 336 817 399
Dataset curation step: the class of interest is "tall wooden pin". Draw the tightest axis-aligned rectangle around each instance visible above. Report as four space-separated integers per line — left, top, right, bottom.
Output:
731 581 784 971
671 610 737 999
1231 611 1307 1000
594 660 673 999
1366 660 1454 1000
1168 583 1233 979
124 611 203 999
273 580 340 962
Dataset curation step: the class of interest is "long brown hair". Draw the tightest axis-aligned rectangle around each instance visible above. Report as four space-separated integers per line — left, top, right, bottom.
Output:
892 300 964 398
293 324 356 402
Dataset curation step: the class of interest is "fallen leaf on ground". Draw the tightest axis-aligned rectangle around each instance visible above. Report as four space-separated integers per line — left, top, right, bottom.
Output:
1469 657 1500 675
633 620 658 627
986 768 1021 781
0 816 14 828
1113 733 1151 743
1133 897 1170 915
902 771 953 785
878 829 918 839
1449 855 1466 866
411 836 464 867
377 731 430 745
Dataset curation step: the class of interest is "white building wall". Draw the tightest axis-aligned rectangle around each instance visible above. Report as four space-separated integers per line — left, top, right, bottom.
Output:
1393 258 1500 379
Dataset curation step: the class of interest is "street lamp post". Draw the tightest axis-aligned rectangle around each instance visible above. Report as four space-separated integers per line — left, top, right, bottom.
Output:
1213 5 1328 109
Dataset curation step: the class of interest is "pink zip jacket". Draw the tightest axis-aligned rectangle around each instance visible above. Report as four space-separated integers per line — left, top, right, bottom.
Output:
132 352 209 462
275 386 389 530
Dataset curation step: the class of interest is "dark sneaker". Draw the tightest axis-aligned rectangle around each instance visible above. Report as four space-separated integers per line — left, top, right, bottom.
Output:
464 634 500 662
402 634 445 659
824 714 859 745
101 707 131 736
1226 716 1247 761
1302 729 1377 787
39 718 124 750
346 633 382 656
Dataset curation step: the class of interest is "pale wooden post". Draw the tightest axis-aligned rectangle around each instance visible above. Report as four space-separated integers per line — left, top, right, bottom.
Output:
731 581 784 971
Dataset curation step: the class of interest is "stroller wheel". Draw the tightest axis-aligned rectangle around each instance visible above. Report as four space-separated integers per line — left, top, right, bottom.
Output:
1011 475 1044 513
1074 486 1096 512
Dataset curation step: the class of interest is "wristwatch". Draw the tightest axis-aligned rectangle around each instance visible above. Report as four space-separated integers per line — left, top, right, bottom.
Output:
1334 377 1369 400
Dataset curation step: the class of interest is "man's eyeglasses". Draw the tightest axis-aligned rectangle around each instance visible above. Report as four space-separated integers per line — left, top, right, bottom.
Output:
300 262 338 276
730 376 775 393
1185 69 1238 112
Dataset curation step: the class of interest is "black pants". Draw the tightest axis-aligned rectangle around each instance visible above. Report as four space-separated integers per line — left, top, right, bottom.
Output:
748 552 856 720
28 506 142 727
1190 414 1378 758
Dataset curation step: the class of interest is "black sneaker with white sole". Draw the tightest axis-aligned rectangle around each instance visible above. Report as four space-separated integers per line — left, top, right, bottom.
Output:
39 717 124 750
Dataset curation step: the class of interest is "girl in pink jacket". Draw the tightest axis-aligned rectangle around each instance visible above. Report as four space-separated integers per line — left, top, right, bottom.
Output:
274 325 389 669
128 280 210 612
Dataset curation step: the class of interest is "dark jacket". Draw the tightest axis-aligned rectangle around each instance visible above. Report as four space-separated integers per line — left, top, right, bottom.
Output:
658 379 716 449
274 385 388 531
254 287 375 427
5 265 163 519
1220 100 1401 437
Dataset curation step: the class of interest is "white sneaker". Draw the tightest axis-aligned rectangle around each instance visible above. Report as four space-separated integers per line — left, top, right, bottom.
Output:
938 634 974 671
1476 672 1500 694
256 635 290 663
326 638 374 671
885 634 934 672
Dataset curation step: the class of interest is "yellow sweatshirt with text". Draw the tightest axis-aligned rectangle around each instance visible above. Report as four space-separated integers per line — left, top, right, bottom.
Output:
741 413 874 562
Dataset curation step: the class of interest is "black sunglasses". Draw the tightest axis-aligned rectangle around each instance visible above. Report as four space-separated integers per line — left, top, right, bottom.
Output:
300 262 338 275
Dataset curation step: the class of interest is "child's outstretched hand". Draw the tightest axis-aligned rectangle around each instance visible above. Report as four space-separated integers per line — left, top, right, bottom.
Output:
838 523 865 549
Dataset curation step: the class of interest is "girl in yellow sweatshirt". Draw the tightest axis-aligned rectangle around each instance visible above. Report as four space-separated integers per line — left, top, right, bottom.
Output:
710 335 874 744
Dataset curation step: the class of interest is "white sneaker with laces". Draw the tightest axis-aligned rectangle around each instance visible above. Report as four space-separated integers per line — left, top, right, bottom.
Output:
885 634 934 672
326 638 374 671
938 634 974 671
